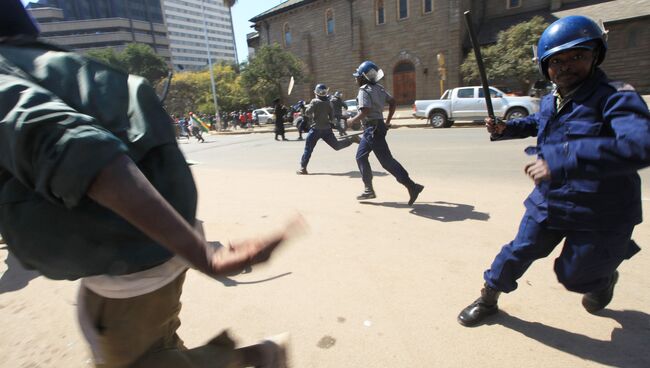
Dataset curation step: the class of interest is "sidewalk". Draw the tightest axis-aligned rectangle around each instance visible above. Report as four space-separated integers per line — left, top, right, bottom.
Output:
209 106 428 136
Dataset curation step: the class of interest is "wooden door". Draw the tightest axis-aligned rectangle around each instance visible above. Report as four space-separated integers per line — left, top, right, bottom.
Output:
393 62 416 105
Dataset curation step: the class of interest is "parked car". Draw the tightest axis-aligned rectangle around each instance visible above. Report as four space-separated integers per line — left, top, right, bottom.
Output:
344 99 358 117
252 108 275 124
412 86 540 128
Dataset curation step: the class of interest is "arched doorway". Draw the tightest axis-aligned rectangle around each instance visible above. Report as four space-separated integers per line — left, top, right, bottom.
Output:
393 61 416 105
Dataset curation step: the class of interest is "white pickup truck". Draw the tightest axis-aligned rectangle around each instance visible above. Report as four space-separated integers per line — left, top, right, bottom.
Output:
413 86 540 128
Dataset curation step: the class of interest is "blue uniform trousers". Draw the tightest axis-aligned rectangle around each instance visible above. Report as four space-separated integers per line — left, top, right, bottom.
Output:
356 122 413 188
300 128 352 168
484 210 640 294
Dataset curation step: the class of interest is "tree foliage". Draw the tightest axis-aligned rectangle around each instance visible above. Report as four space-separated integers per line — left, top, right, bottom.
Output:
161 63 249 116
86 43 168 84
461 16 549 91
240 43 304 106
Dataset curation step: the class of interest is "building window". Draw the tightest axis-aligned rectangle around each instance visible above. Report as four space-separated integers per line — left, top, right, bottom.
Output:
283 23 291 47
376 0 385 25
507 0 521 9
423 0 432 13
398 0 409 20
325 9 335 34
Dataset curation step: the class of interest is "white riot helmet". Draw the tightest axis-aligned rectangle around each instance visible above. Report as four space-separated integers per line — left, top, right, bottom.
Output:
314 83 329 97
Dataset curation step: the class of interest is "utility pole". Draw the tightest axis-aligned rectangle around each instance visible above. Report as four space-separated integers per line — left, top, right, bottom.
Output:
201 0 219 117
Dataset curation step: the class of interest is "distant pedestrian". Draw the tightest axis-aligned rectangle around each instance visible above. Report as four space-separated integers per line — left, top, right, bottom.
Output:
189 112 205 143
273 98 287 141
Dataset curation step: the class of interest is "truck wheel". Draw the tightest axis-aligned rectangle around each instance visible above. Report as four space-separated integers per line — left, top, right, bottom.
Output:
505 107 528 120
429 111 447 128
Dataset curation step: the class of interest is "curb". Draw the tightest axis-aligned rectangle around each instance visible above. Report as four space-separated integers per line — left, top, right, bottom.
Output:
205 121 480 136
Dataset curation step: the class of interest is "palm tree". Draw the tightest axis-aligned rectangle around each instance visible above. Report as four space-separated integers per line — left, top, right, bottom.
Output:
224 0 239 63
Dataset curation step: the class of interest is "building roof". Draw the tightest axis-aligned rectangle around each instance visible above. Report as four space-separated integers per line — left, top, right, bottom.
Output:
552 0 650 23
249 0 315 23
478 0 650 45
477 9 557 45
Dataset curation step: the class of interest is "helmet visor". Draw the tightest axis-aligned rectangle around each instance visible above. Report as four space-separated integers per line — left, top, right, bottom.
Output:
363 68 384 82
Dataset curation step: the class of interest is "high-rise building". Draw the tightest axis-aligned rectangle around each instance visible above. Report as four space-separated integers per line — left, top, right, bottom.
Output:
160 0 237 71
27 0 171 60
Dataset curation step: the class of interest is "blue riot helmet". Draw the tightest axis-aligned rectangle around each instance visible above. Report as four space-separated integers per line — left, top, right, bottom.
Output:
333 91 342 98
314 84 329 97
0 0 40 37
537 15 607 79
353 61 384 83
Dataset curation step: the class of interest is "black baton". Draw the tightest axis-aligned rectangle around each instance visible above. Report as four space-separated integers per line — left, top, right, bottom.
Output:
463 10 495 120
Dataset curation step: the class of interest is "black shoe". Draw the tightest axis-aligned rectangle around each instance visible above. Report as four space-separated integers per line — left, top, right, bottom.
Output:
458 284 501 327
296 167 308 175
407 183 424 206
582 271 619 314
356 190 376 200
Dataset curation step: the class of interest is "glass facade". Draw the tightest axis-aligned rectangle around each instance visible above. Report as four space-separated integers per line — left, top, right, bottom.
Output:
34 0 164 23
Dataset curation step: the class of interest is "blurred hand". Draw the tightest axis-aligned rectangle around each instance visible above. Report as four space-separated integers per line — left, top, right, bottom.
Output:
208 215 306 275
485 117 506 135
524 159 551 185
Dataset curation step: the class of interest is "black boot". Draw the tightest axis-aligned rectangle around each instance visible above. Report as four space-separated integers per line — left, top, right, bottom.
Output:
356 186 376 200
582 271 618 314
296 167 308 175
407 183 424 206
458 284 501 327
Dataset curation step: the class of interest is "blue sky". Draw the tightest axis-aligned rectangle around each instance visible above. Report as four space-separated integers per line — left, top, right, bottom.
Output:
22 0 287 63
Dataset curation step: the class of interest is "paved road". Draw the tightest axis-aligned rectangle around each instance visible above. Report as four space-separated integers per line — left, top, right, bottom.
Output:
1 126 649 367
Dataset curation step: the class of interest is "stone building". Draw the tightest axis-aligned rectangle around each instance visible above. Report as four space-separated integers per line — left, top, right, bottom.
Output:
249 0 649 105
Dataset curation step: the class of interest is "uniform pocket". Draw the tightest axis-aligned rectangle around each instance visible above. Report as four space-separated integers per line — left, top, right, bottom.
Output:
565 120 603 137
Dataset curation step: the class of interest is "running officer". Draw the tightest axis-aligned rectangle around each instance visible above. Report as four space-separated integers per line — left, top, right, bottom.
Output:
296 84 358 175
346 61 424 205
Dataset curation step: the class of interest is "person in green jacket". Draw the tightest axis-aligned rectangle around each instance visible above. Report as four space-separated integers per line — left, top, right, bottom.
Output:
0 2 301 367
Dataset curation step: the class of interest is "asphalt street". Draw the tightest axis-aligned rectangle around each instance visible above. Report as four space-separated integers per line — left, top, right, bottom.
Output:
1 126 649 367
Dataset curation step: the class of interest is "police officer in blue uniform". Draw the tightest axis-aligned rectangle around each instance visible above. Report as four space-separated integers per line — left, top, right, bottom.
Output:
295 99 310 140
346 61 424 205
458 15 650 327
296 84 358 175
330 91 348 136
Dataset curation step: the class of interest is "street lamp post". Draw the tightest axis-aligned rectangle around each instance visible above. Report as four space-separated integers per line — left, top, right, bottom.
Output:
201 0 219 118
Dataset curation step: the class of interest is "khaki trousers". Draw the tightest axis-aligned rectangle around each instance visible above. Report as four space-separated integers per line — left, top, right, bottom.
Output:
79 272 243 368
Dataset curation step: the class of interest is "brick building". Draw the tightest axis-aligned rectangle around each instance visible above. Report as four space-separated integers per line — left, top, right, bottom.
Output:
249 0 650 105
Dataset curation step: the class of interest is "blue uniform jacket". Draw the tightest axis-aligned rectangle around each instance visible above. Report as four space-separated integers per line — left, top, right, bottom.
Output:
499 69 650 230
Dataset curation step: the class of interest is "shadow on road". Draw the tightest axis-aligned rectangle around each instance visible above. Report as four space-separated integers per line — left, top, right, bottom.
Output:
360 201 490 222
0 248 41 295
489 310 650 368
205 242 293 287
308 171 389 178
213 271 292 287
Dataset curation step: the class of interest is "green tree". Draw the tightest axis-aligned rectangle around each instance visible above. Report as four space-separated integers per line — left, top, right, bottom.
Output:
240 43 304 106
85 48 125 71
119 43 169 84
85 43 168 84
161 63 249 116
461 16 549 91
